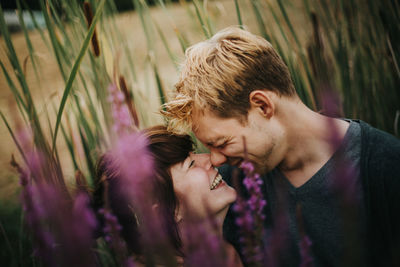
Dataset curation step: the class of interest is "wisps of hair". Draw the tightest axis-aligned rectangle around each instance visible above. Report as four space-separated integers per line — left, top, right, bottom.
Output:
162 26 296 133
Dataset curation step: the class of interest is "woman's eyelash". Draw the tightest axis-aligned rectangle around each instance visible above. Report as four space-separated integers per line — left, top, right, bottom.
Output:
189 160 195 168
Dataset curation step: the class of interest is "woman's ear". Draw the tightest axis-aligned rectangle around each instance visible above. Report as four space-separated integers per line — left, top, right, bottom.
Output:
172 204 184 223
152 203 159 212
175 208 183 223
152 203 183 223
249 90 275 119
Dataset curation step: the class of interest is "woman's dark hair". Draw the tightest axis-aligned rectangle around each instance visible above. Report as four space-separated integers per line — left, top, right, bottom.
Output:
94 125 194 257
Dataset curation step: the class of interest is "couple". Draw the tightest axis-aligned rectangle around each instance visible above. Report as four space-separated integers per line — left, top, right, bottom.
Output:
98 27 400 266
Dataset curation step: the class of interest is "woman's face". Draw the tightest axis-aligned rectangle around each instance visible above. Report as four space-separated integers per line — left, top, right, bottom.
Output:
170 153 237 220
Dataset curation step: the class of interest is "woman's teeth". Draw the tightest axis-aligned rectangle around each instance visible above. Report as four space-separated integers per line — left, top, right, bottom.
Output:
210 173 223 190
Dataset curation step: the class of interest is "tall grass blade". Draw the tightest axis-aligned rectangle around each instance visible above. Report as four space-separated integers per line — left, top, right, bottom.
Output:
0 61 28 114
83 2 101 57
52 0 106 152
249 0 270 40
387 35 400 78
156 0 188 53
0 4 35 116
264 1 290 46
78 126 96 186
21 0 50 48
0 220 15 263
234 0 244 29
192 0 210 38
16 0 41 83
133 0 154 50
154 21 179 70
276 0 301 49
0 111 28 165
153 63 167 107
73 95 96 146
39 0 67 80
202 0 215 36
78 73 102 132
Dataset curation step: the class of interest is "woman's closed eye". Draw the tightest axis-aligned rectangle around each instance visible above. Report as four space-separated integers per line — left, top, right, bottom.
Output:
188 160 195 168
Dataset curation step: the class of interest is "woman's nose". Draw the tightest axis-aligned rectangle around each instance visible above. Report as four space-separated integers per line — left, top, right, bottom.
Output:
193 153 212 169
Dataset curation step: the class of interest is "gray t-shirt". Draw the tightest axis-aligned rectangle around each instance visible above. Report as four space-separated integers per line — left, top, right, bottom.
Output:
264 120 365 267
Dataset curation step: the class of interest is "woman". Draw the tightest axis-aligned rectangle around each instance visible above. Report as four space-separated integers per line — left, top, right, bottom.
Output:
95 125 242 266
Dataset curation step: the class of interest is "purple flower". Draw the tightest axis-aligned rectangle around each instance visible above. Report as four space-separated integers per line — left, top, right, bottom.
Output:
297 204 314 267
108 83 135 135
232 160 267 266
12 128 97 267
182 220 229 267
110 133 154 203
98 207 128 257
240 161 267 221
240 161 255 173
123 257 137 267
299 235 313 267
107 132 175 260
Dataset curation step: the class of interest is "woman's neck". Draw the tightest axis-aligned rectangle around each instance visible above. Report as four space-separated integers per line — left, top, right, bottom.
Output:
178 214 243 266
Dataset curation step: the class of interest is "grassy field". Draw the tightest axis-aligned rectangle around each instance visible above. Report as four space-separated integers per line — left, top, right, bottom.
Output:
0 0 311 193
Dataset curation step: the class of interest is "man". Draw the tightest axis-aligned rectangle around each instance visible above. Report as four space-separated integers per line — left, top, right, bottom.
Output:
163 27 400 266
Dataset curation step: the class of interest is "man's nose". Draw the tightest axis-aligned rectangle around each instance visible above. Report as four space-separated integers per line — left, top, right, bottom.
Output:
210 149 227 167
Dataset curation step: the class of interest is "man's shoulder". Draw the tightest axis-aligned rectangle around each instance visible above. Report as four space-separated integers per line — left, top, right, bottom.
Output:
357 120 400 160
356 120 400 187
355 122 400 266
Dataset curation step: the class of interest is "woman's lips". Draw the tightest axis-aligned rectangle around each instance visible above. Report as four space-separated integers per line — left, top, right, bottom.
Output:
214 180 225 190
210 172 223 190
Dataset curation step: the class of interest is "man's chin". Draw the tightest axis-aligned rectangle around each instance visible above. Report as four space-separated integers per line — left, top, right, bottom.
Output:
245 161 268 175
254 165 269 175
227 158 243 168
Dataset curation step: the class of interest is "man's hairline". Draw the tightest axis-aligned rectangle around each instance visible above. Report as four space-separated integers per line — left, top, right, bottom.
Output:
190 106 249 132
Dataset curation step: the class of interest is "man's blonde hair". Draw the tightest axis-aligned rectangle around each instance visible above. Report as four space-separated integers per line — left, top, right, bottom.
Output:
163 26 296 132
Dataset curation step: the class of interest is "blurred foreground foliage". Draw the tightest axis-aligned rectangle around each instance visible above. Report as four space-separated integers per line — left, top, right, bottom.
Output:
0 0 399 266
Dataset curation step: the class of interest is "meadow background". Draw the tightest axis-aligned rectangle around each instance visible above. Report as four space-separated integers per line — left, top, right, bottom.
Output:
0 0 399 266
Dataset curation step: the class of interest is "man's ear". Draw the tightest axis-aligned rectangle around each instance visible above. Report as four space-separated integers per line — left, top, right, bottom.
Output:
249 90 275 118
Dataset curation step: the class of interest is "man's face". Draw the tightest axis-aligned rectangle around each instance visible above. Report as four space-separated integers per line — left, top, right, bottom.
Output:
192 108 284 174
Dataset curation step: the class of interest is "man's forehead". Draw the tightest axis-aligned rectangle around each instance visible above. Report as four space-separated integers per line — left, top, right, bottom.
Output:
192 120 223 143
191 108 214 132
191 107 233 143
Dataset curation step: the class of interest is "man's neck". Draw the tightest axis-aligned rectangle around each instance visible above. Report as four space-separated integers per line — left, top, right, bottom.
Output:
278 103 349 187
